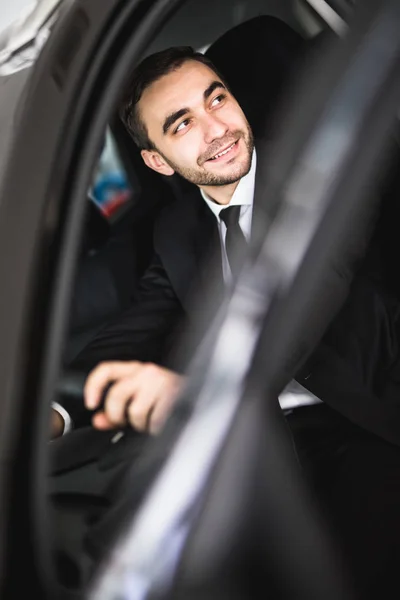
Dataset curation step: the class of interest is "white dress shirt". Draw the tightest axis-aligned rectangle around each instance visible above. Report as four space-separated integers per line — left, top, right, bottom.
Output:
200 149 321 412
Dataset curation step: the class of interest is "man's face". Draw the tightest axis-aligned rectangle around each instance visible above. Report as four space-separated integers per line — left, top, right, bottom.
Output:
138 60 254 187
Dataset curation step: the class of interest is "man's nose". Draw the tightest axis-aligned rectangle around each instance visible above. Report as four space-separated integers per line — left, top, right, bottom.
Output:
203 114 229 144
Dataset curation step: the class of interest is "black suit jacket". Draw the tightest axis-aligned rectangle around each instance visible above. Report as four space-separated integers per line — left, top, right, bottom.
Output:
66 165 400 446
71 186 223 367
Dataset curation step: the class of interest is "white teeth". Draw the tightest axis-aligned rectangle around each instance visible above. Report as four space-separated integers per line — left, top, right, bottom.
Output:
211 142 236 160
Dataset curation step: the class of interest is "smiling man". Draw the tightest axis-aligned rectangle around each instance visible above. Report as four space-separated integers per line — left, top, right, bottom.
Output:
62 47 260 434
135 58 254 198
60 46 400 447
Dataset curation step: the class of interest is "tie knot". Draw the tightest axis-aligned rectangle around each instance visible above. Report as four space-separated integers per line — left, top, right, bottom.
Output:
219 205 241 229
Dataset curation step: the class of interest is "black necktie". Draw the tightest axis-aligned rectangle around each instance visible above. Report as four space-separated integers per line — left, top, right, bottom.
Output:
219 205 248 278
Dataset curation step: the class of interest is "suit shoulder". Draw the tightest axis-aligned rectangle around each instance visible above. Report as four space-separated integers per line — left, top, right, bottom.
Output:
154 186 203 235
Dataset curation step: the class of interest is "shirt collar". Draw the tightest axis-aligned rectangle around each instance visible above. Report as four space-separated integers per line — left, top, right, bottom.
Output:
200 148 257 219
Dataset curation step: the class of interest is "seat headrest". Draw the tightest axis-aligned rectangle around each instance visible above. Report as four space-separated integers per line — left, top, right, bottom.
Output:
206 16 306 137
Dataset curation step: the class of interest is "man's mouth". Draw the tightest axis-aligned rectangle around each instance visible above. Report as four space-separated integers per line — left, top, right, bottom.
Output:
206 140 238 162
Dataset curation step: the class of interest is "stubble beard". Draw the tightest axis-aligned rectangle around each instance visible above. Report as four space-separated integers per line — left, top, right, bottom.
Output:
159 125 254 187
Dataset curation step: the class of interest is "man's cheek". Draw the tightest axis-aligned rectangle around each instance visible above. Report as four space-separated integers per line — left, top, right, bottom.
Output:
180 150 196 168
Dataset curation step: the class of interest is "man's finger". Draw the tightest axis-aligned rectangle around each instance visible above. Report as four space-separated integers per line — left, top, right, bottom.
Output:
124 363 176 431
92 411 115 430
127 387 158 432
84 361 141 410
103 376 141 426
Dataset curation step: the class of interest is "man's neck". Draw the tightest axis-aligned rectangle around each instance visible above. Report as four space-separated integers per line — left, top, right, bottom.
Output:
198 180 240 205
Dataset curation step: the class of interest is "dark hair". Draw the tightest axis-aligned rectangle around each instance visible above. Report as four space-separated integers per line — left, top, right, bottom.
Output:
119 46 227 150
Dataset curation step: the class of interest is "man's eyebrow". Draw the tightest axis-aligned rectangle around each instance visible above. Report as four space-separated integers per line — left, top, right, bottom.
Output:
162 81 227 135
162 108 189 135
203 80 226 100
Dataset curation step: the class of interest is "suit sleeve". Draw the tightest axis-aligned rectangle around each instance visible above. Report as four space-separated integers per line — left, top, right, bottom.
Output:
297 275 400 446
60 253 185 428
70 252 184 370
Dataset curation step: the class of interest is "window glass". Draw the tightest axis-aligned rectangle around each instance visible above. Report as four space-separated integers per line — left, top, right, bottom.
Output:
89 129 133 222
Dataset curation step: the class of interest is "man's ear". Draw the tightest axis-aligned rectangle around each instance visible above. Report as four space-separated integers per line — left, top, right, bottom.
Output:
141 149 175 176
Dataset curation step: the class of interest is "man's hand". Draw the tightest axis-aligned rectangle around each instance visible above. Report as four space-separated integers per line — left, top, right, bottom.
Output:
84 361 185 435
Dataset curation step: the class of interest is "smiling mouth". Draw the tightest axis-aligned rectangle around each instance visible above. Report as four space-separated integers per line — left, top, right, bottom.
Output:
207 140 238 161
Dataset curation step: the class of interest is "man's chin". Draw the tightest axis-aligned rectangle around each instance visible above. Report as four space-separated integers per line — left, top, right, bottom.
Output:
171 147 253 187
202 159 251 187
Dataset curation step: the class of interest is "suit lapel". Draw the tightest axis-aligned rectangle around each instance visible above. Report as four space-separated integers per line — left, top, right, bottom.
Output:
157 187 224 310
189 190 225 307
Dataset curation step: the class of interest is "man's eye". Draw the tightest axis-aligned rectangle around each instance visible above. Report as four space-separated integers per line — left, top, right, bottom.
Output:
175 119 190 133
211 94 226 107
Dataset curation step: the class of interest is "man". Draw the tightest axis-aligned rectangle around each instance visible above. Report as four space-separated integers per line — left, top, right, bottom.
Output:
52 46 400 597
55 46 400 446
84 47 256 433
53 46 257 436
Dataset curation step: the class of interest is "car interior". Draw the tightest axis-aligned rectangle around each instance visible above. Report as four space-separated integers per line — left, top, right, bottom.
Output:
63 9 312 362
53 0 400 592
63 6 305 364
1 0 400 598
63 1 400 372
